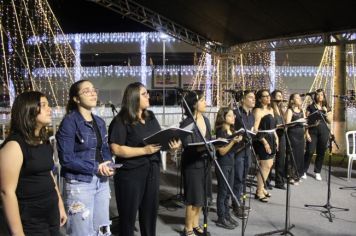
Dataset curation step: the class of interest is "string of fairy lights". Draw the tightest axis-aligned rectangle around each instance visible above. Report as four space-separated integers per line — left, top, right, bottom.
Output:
1 0 356 110
0 0 75 107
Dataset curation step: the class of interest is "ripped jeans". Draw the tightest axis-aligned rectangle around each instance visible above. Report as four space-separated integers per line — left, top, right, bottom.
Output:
64 175 111 236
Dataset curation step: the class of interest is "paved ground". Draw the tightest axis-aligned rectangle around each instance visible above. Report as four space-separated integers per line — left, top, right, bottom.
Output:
1 160 356 236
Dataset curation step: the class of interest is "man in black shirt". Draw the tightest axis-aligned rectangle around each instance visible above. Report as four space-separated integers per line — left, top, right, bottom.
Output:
233 91 255 218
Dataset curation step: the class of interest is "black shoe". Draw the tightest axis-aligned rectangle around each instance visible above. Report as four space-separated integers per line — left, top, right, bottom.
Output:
226 215 239 227
182 229 196 236
255 194 269 203
275 184 286 190
234 207 248 219
193 226 210 236
216 218 236 230
266 183 273 190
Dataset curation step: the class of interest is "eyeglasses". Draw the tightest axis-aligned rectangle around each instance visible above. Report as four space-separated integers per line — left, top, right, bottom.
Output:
79 88 98 96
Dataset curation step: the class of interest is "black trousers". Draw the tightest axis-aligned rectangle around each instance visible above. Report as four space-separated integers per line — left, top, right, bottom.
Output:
19 191 60 236
275 134 286 186
215 164 234 218
114 161 160 236
304 126 329 173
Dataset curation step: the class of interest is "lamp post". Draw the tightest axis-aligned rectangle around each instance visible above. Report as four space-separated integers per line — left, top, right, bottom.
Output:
161 33 168 125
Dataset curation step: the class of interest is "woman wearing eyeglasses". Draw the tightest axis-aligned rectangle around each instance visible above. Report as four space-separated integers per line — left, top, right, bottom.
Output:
108 82 180 236
56 80 114 236
253 89 278 202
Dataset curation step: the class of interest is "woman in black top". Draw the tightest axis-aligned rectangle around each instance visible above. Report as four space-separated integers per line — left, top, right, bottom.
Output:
0 91 66 236
286 93 306 185
180 90 210 236
214 107 242 230
109 82 179 236
253 89 278 202
303 89 331 181
271 90 287 189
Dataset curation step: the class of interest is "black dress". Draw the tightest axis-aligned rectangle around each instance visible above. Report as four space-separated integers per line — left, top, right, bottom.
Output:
1 133 59 236
287 110 305 178
180 116 212 207
254 114 276 160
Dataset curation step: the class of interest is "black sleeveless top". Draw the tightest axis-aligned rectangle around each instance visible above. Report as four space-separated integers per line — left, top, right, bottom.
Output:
254 114 277 159
1 133 56 201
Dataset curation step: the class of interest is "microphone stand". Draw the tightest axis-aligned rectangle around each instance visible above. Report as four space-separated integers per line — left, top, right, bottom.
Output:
110 103 118 117
304 102 349 222
230 93 266 236
256 102 300 236
177 89 241 236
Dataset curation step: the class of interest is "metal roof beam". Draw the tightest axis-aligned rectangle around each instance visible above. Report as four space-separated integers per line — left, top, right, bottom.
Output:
229 30 356 53
91 0 225 53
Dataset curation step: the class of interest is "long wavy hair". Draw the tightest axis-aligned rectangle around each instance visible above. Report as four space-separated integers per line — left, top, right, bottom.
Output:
255 89 271 109
9 91 48 145
66 79 90 114
183 90 204 117
288 93 302 110
313 89 328 109
214 107 234 133
118 82 149 124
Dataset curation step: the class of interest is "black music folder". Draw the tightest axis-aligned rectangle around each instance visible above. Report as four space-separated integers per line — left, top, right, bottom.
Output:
143 127 193 150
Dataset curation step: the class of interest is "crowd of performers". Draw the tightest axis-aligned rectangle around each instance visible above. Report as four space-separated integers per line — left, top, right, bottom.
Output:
0 80 332 236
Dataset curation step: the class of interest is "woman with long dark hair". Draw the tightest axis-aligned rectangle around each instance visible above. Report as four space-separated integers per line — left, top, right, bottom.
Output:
56 80 114 236
303 89 331 181
271 90 287 189
108 82 179 236
0 91 66 236
253 89 278 202
286 93 306 185
180 90 211 236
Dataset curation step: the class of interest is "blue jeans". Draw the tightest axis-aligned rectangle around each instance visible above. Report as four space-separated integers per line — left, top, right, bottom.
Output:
64 175 111 236
233 149 251 206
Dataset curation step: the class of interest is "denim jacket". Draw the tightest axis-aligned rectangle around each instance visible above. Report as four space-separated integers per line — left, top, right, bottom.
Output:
56 110 112 182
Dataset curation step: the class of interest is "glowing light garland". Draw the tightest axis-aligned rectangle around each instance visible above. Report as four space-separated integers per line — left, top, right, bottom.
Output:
29 65 356 79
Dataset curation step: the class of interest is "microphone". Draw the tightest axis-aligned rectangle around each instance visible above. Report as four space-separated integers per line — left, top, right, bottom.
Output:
300 92 316 97
271 99 288 103
108 102 118 114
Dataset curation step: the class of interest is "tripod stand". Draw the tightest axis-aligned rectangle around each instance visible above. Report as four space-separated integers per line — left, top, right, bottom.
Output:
159 150 184 208
304 106 349 222
256 101 301 236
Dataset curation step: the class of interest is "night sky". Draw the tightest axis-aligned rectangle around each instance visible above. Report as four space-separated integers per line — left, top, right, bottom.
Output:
49 0 152 33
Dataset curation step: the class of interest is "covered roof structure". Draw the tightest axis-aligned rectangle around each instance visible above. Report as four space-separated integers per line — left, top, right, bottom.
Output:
51 0 356 52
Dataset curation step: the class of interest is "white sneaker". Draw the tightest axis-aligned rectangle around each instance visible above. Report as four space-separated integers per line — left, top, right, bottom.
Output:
315 173 322 181
301 173 307 180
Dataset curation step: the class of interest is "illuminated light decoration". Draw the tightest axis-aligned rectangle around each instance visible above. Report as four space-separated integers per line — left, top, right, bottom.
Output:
74 34 81 81
205 52 212 106
29 65 356 79
1 0 75 106
140 33 147 85
27 32 176 45
8 78 15 106
269 51 276 91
